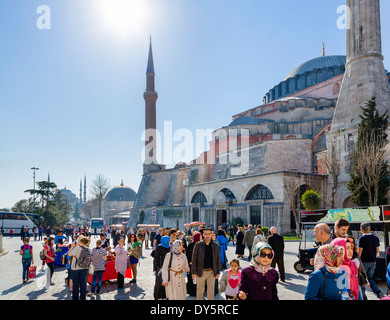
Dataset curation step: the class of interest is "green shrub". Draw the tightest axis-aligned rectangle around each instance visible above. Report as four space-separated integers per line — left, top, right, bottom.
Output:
301 190 322 210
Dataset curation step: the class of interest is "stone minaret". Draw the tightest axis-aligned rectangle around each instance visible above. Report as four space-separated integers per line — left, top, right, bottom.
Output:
327 0 390 207
330 0 390 131
143 37 160 174
83 175 87 203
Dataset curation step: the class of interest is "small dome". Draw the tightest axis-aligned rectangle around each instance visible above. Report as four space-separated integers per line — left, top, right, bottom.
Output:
105 186 137 202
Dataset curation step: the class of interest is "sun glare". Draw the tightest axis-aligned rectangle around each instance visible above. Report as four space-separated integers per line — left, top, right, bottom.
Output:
95 0 148 37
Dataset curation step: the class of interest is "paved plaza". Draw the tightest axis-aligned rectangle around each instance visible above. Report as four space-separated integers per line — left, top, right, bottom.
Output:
0 236 386 300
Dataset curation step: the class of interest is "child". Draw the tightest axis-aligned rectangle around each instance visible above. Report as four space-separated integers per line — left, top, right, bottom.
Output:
237 242 279 300
20 237 34 283
219 259 241 299
40 237 48 273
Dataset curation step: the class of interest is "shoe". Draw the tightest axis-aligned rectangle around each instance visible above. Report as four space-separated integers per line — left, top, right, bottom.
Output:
87 292 94 297
378 292 385 299
50 282 55 286
130 279 136 283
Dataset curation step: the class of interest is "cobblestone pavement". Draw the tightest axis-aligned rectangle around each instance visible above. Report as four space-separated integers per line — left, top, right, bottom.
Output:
0 236 387 300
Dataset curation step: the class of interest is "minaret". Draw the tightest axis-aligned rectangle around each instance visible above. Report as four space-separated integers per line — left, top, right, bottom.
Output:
330 0 390 132
83 175 87 203
327 0 390 207
79 179 83 204
143 37 159 174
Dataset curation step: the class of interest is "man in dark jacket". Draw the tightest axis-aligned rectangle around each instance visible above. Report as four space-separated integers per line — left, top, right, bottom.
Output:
243 224 256 260
267 227 285 282
191 228 222 300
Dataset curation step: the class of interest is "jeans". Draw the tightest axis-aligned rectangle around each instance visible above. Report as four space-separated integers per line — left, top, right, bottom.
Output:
22 258 32 281
117 272 124 289
91 271 104 294
361 262 382 299
71 269 88 300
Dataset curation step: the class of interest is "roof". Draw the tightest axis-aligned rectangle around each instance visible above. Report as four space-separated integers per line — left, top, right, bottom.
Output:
283 55 346 81
105 186 137 202
228 116 272 127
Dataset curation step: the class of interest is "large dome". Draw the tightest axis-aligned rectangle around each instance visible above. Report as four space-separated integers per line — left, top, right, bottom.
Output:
283 55 346 81
105 186 137 202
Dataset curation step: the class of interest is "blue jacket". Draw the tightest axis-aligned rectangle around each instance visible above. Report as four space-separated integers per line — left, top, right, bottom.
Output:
386 263 390 289
305 266 350 300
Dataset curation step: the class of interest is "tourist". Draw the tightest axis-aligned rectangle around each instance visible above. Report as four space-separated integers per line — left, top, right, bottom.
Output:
20 237 34 283
219 259 241 300
177 230 187 251
44 236 56 288
153 228 164 251
54 230 67 249
153 235 171 300
243 224 256 261
161 240 190 300
331 237 359 299
99 233 109 251
88 239 107 296
358 222 385 299
38 226 43 241
69 236 91 300
127 233 142 284
332 218 350 239
267 227 286 282
235 225 245 258
252 227 267 251
191 227 222 300
346 235 369 299
228 226 235 245
144 228 150 248
186 232 201 297
65 243 72 291
237 242 279 300
313 223 332 245
114 237 128 291
305 244 350 300
169 229 177 245
216 229 229 269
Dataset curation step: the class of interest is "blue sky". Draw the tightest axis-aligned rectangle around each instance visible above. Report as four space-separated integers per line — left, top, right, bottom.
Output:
1 0 389 209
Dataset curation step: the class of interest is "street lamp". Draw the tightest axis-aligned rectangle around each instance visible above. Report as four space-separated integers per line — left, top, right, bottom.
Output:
31 167 39 214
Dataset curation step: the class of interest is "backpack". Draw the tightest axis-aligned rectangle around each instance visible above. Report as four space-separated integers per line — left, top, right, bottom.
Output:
75 247 91 268
40 248 46 261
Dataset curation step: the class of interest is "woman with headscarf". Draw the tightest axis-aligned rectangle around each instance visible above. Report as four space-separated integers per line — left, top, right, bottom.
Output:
235 226 245 258
305 244 351 300
331 237 359 300
186 232 201 296
237 242 279 300
162 240 190 300
153 236 171 300
216 230 229 270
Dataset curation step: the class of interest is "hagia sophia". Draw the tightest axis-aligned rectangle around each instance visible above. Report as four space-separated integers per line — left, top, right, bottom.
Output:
127 0 390 234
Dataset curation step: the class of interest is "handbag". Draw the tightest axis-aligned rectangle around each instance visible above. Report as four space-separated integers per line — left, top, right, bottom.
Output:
28 265 37 279
88 264 95 275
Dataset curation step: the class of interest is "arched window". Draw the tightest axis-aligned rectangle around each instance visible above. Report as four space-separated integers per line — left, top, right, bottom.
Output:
191 191 207 204
245 185 274 201
220 188 236 200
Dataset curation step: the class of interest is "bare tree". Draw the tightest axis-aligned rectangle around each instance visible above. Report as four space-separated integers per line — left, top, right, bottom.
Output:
283 171 304 237
325 144 340 209
354 133 387 206
90 174 110 218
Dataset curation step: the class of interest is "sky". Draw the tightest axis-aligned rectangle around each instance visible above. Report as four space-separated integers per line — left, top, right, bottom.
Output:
1 0 390 209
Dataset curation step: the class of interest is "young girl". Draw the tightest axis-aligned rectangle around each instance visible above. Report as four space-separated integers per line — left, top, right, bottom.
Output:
40 237 48 273
238 242 279 300
219 259 241 299
20 237 34 283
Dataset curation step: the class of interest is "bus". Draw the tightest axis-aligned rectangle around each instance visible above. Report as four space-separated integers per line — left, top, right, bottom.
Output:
90 218 104 234
0 212 38 235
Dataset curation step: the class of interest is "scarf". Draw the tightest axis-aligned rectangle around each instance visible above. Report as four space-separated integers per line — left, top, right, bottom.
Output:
159 236 171 249
315 244 344 274
250 242 274 274
193 232 201 243
331 238 359 299
171 240 182 255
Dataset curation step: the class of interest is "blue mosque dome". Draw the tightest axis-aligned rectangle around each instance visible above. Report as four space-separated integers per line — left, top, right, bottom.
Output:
283 55 346 81
263 55 346 104
105 183 137 202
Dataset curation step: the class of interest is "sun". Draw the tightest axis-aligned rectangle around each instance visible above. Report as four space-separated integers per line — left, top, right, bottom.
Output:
95 0 149 37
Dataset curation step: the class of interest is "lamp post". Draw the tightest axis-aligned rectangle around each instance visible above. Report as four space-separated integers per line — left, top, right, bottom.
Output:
183 171 190 223
31 167 39 214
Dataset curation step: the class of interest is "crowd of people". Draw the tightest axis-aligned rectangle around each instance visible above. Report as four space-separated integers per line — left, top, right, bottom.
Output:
14 219 390 300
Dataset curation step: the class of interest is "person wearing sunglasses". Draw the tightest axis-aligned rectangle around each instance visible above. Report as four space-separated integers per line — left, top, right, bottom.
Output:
237 242 279 300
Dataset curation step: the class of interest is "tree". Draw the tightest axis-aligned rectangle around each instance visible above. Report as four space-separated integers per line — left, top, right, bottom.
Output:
25 181 57 210
283 171 304 237
325 143 340 209
90 174 110 218
301 190 322 210
348 97 390 206
11 199 35 213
